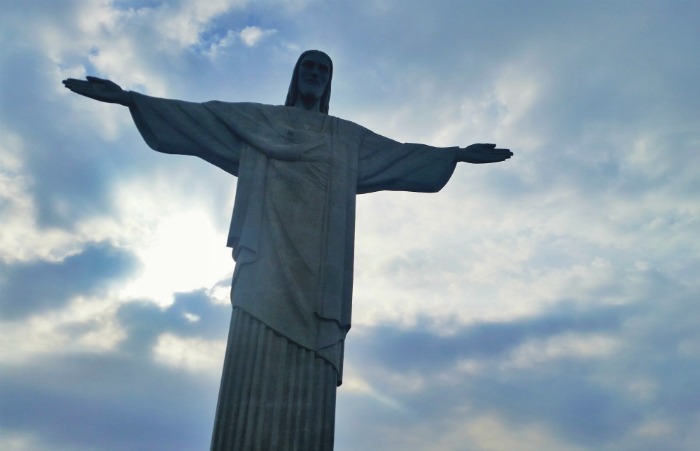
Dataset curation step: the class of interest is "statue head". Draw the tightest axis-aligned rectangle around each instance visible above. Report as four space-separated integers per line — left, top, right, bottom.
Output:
285 50 333 114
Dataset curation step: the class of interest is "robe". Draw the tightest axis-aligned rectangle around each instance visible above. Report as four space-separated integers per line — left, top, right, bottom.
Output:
128 93 459 449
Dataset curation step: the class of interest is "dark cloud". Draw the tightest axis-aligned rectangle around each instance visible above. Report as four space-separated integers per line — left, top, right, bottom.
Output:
341 289 700 450
0 242 139 319
0 353 218 450
116 289 231 355
0 286 231 450
352 300 630 372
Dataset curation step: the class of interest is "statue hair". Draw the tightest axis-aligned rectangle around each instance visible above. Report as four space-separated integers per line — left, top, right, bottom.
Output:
284 50 333 114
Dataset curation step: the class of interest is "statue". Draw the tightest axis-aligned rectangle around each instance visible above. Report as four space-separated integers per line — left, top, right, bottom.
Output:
63 50 512 450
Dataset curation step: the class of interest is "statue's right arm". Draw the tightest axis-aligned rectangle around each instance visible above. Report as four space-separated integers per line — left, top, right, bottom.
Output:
64 77 242 175
62 76 134 107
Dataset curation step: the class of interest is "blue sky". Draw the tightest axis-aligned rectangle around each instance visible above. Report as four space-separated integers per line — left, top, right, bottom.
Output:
1 1 699 450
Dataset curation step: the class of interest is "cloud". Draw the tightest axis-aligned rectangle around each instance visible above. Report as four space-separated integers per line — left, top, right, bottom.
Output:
196 25 278 58
240 25 277 47
116 289 231 354
0 242 138 319
350 300 631 374
340 287 700 450
0 352 218 451
0 287 230 450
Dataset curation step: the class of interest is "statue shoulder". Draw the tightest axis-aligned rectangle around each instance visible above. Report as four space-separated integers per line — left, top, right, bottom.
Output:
334 115 374 140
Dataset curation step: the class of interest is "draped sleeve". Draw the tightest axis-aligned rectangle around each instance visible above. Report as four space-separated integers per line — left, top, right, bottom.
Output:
129 92 244 176
357 130 459 194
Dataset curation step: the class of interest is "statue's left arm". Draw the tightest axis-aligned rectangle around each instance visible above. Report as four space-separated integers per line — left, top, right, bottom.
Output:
356 131 512 194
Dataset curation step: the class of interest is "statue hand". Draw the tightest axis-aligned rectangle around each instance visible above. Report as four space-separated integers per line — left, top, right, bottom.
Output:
457 143 513 164
62 76 133 107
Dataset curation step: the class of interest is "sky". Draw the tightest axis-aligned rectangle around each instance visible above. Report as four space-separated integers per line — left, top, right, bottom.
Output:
1 0 699 450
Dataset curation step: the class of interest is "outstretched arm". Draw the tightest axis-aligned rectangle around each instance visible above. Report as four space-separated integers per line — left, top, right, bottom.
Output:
63 77 242 175
62 76 134 107
357 130 514 193
457 143 513 164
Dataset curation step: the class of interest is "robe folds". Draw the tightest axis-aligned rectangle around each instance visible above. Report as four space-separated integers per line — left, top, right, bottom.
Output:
129 93 459 383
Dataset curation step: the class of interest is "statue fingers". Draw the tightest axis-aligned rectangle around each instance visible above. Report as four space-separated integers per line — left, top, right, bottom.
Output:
495 148 512 156
62 79 92 94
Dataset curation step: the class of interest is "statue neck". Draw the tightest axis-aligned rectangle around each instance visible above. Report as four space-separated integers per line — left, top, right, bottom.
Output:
293 94 322 112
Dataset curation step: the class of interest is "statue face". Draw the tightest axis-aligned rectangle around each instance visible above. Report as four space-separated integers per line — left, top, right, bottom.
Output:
296 53 331 101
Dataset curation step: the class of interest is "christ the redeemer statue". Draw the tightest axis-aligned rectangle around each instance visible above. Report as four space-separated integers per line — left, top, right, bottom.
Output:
63 50 512 450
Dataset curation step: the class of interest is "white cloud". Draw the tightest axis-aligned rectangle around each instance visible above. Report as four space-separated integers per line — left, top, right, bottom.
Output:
114 0 247 50
201 26 278 58
153 333 226 374
461 414 586 451
0 432 43 451
239 25 277 47
0 127 116 264
0 296 124 365
503 333 621 370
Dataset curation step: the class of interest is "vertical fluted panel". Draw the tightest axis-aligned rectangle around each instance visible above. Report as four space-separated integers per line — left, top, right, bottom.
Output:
211 308 337 450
